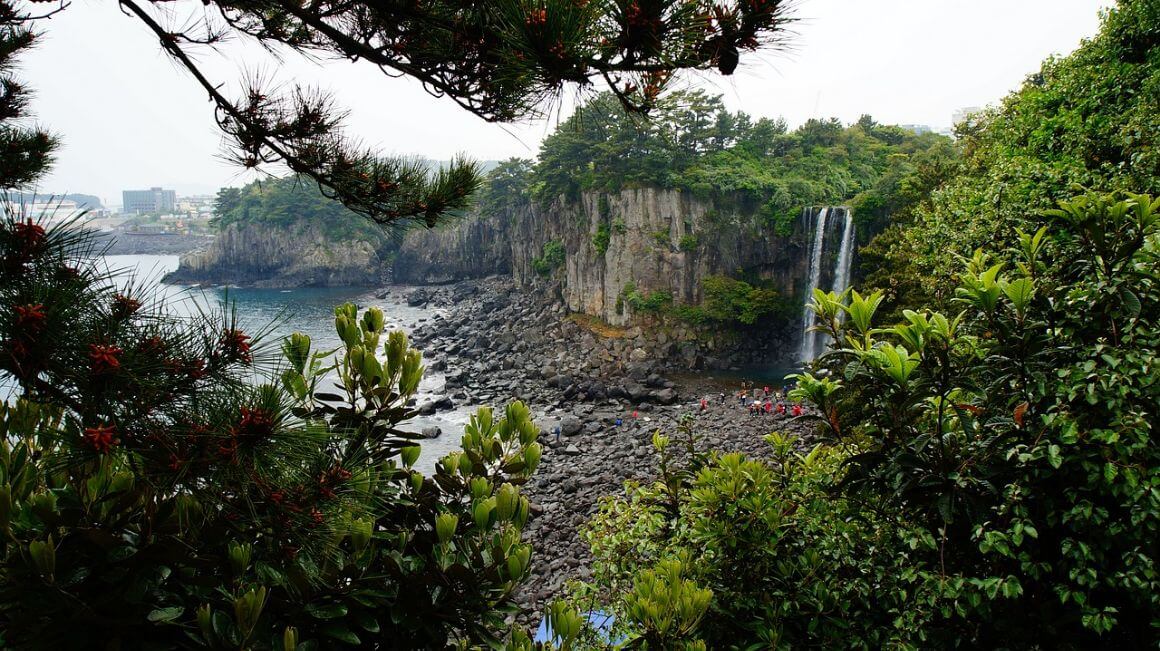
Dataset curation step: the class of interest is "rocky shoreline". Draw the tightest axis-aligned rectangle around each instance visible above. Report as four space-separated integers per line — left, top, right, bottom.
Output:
399 277 819 618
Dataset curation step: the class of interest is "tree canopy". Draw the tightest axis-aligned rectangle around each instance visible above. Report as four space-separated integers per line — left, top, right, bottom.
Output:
212 175 395 245
495 90 955 236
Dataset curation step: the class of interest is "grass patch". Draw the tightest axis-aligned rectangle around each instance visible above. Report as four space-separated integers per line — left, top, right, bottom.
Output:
566 313 629 339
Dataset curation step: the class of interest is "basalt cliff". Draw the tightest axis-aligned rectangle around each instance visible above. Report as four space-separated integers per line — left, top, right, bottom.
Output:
164 221 390 288
395 188 858 367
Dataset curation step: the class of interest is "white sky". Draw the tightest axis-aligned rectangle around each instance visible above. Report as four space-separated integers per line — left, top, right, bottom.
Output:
25 0 1114 205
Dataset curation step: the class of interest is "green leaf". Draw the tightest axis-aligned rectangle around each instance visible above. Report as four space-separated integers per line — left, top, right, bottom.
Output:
147 606 184 623
306 603 349 620
322 624 361 645
354 612 381 633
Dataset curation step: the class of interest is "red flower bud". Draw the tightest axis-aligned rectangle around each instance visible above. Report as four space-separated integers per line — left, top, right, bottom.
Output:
219 329 252 364
83 423 120 453
88 343 123 374
112 294 142 320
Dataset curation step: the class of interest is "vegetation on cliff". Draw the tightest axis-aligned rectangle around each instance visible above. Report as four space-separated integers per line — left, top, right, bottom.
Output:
521 90 957 237
213 176 395 245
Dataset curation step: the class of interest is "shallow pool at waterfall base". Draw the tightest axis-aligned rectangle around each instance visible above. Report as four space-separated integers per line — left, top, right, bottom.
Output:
672 365 805 392
534 611 626 645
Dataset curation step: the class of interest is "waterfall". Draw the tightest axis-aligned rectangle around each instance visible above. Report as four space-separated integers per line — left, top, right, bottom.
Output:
831 208 857 305
798 207 829 363
797 207 857 364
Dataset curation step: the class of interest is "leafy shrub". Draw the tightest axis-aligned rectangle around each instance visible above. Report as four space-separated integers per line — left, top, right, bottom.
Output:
620 284 673 314
0 217 542 648
612 217 627 234
677 234 699 252
592 221 611 256
532 240 565 277
571 422 931 649
700 275 781 325
796 192 1160 646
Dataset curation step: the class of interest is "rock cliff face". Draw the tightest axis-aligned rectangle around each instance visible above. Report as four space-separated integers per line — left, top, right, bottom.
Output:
164 221 388 287
396 188 821 326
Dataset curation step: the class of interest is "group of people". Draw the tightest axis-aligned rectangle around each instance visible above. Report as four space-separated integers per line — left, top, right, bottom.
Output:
697 379 805 418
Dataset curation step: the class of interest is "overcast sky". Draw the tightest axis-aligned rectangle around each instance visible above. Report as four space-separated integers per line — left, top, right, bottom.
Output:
26 0 1114 205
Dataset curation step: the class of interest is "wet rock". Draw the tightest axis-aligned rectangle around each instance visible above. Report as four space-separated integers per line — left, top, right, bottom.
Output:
420 426 442 439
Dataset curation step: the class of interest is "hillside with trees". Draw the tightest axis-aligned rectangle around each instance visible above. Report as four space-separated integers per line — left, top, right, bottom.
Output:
524 90 957 238
861 0 1160 312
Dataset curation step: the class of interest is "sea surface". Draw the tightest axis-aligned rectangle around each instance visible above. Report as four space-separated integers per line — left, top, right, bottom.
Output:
92 255 471 474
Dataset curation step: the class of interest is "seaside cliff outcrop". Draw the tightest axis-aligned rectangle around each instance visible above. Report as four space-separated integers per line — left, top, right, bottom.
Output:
395 188 857 368
164 221 389 287
396 187 847 325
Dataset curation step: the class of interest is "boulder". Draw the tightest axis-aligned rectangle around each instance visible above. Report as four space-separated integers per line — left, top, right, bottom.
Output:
560 416 583 436
405 288 431 306
421 426 442 439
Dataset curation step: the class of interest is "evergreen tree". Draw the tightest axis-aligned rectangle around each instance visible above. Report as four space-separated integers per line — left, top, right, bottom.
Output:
0 3 56 190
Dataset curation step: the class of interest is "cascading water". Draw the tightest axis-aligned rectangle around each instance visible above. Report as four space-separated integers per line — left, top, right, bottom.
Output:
798 207 857 364
798 207 829 363
831 208 857 304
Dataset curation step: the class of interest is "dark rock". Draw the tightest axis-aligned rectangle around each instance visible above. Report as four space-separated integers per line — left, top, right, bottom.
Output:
652 388 678 404
559 416 583 436
405 288 431 306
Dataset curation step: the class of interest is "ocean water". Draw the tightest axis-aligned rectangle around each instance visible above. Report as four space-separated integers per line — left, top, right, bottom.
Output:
59 255 471 474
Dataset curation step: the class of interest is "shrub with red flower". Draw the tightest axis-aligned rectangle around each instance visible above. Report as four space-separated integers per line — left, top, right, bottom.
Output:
233 406 275 441
219 328 252 364
112 294 142 320
14 303 46 333
83 423 120 453
12 218 46 261
88 343 123 374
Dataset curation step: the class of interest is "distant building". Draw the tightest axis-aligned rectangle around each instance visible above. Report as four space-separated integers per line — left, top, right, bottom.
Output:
899 124 933 135
2 200 81 225
952 106 983 127
122 187 176 215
